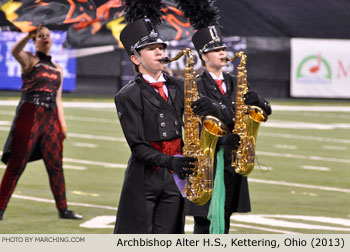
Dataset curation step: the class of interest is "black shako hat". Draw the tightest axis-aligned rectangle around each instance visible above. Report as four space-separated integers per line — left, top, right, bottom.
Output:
120 18 167 56
192 25 227 56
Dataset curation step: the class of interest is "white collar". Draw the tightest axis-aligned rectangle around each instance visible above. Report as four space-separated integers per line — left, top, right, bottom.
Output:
209 71 224 81
142 73 166 83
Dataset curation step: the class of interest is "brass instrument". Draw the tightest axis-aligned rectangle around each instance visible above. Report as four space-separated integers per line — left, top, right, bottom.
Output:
224 52 267 176
162 48 227 205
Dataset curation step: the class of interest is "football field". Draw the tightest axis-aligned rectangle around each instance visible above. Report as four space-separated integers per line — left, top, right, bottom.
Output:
0 95 349 234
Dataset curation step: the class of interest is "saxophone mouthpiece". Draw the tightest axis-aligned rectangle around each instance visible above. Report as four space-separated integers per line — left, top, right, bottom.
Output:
223 57 232 63
160 57 171 64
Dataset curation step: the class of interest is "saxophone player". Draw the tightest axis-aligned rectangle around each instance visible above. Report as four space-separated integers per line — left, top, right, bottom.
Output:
186 25 272 234
113 0 222 234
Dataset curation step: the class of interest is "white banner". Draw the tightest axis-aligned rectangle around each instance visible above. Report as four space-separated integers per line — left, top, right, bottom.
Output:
290 38 350 98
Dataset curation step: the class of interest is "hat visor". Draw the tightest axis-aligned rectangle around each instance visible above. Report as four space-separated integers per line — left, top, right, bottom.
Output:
136 38 168 51
203 45 227 54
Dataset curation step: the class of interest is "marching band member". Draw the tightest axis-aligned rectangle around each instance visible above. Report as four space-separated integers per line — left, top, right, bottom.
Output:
175 0 271 233
113 0 229 233
113 0 197 233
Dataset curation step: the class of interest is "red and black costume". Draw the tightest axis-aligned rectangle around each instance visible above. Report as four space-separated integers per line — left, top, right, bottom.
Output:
0 51 67 213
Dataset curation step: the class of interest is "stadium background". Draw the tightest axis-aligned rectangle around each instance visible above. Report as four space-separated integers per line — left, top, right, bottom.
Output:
0 0 350 233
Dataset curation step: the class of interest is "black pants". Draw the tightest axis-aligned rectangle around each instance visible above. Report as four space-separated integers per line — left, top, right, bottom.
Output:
193 215 231 234
193 170 250 234
144 167 182 233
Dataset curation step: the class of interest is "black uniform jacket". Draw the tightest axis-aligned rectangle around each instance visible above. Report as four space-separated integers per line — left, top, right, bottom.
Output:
114 73 185 234
185 70 251 216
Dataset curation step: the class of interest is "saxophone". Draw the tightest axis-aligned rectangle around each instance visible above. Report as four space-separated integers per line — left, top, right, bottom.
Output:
224 51 267 176
161 48 227 205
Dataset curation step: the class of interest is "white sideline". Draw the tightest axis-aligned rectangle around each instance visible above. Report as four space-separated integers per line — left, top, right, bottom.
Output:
272 105 350 112
263 120 350 130
260 132 350 144
230 214 350 231
257 151 350 164
1 100 350 111
300 165 331 171
229 223 301 234
12 194 117 211
68 132 126 142
1 149 349 171
249 178 350 193
63 164 87 170
10 194 350 233
0 151 127 169
10 175 349 213
64 157 127 169
0 127 126 142
0 100 115 108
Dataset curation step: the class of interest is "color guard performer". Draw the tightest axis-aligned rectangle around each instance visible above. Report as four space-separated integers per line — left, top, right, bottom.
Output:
0 26 82 221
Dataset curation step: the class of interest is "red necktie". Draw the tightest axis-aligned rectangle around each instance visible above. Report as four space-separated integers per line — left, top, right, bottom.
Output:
149 81 168 101
215 79 225 95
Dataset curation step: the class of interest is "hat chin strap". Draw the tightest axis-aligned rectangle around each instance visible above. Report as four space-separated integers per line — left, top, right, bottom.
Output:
132 48 159 74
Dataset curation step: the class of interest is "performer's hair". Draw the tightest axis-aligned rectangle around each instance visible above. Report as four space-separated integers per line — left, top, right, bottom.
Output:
132 63 140 73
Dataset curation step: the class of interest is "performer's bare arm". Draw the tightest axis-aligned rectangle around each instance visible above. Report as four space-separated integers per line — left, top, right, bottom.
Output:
11 33 37 73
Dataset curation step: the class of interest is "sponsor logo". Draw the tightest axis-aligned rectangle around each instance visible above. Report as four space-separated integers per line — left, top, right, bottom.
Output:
296 53 332 84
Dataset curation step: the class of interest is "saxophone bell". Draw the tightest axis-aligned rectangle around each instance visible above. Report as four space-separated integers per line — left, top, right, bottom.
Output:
169 48 227 205
248 106 268 123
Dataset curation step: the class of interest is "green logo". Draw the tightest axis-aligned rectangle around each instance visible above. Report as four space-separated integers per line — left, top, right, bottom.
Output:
296 54 332 83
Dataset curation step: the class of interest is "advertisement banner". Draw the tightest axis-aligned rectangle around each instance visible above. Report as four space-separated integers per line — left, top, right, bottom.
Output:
291 38 350 98
0 31 76 92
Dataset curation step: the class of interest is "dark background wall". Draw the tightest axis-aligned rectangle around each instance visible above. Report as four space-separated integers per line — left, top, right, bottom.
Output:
3 0 350 98
74 0 350 98
75 37 290 99
246 37 291 98
75 50 122 95
215 0 350 39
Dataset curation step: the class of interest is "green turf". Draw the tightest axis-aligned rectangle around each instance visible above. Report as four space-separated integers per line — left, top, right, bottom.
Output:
0 96 349 234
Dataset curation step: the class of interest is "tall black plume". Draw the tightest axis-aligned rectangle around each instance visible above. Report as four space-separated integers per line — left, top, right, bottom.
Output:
123 0 165 25
175 0 219 29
